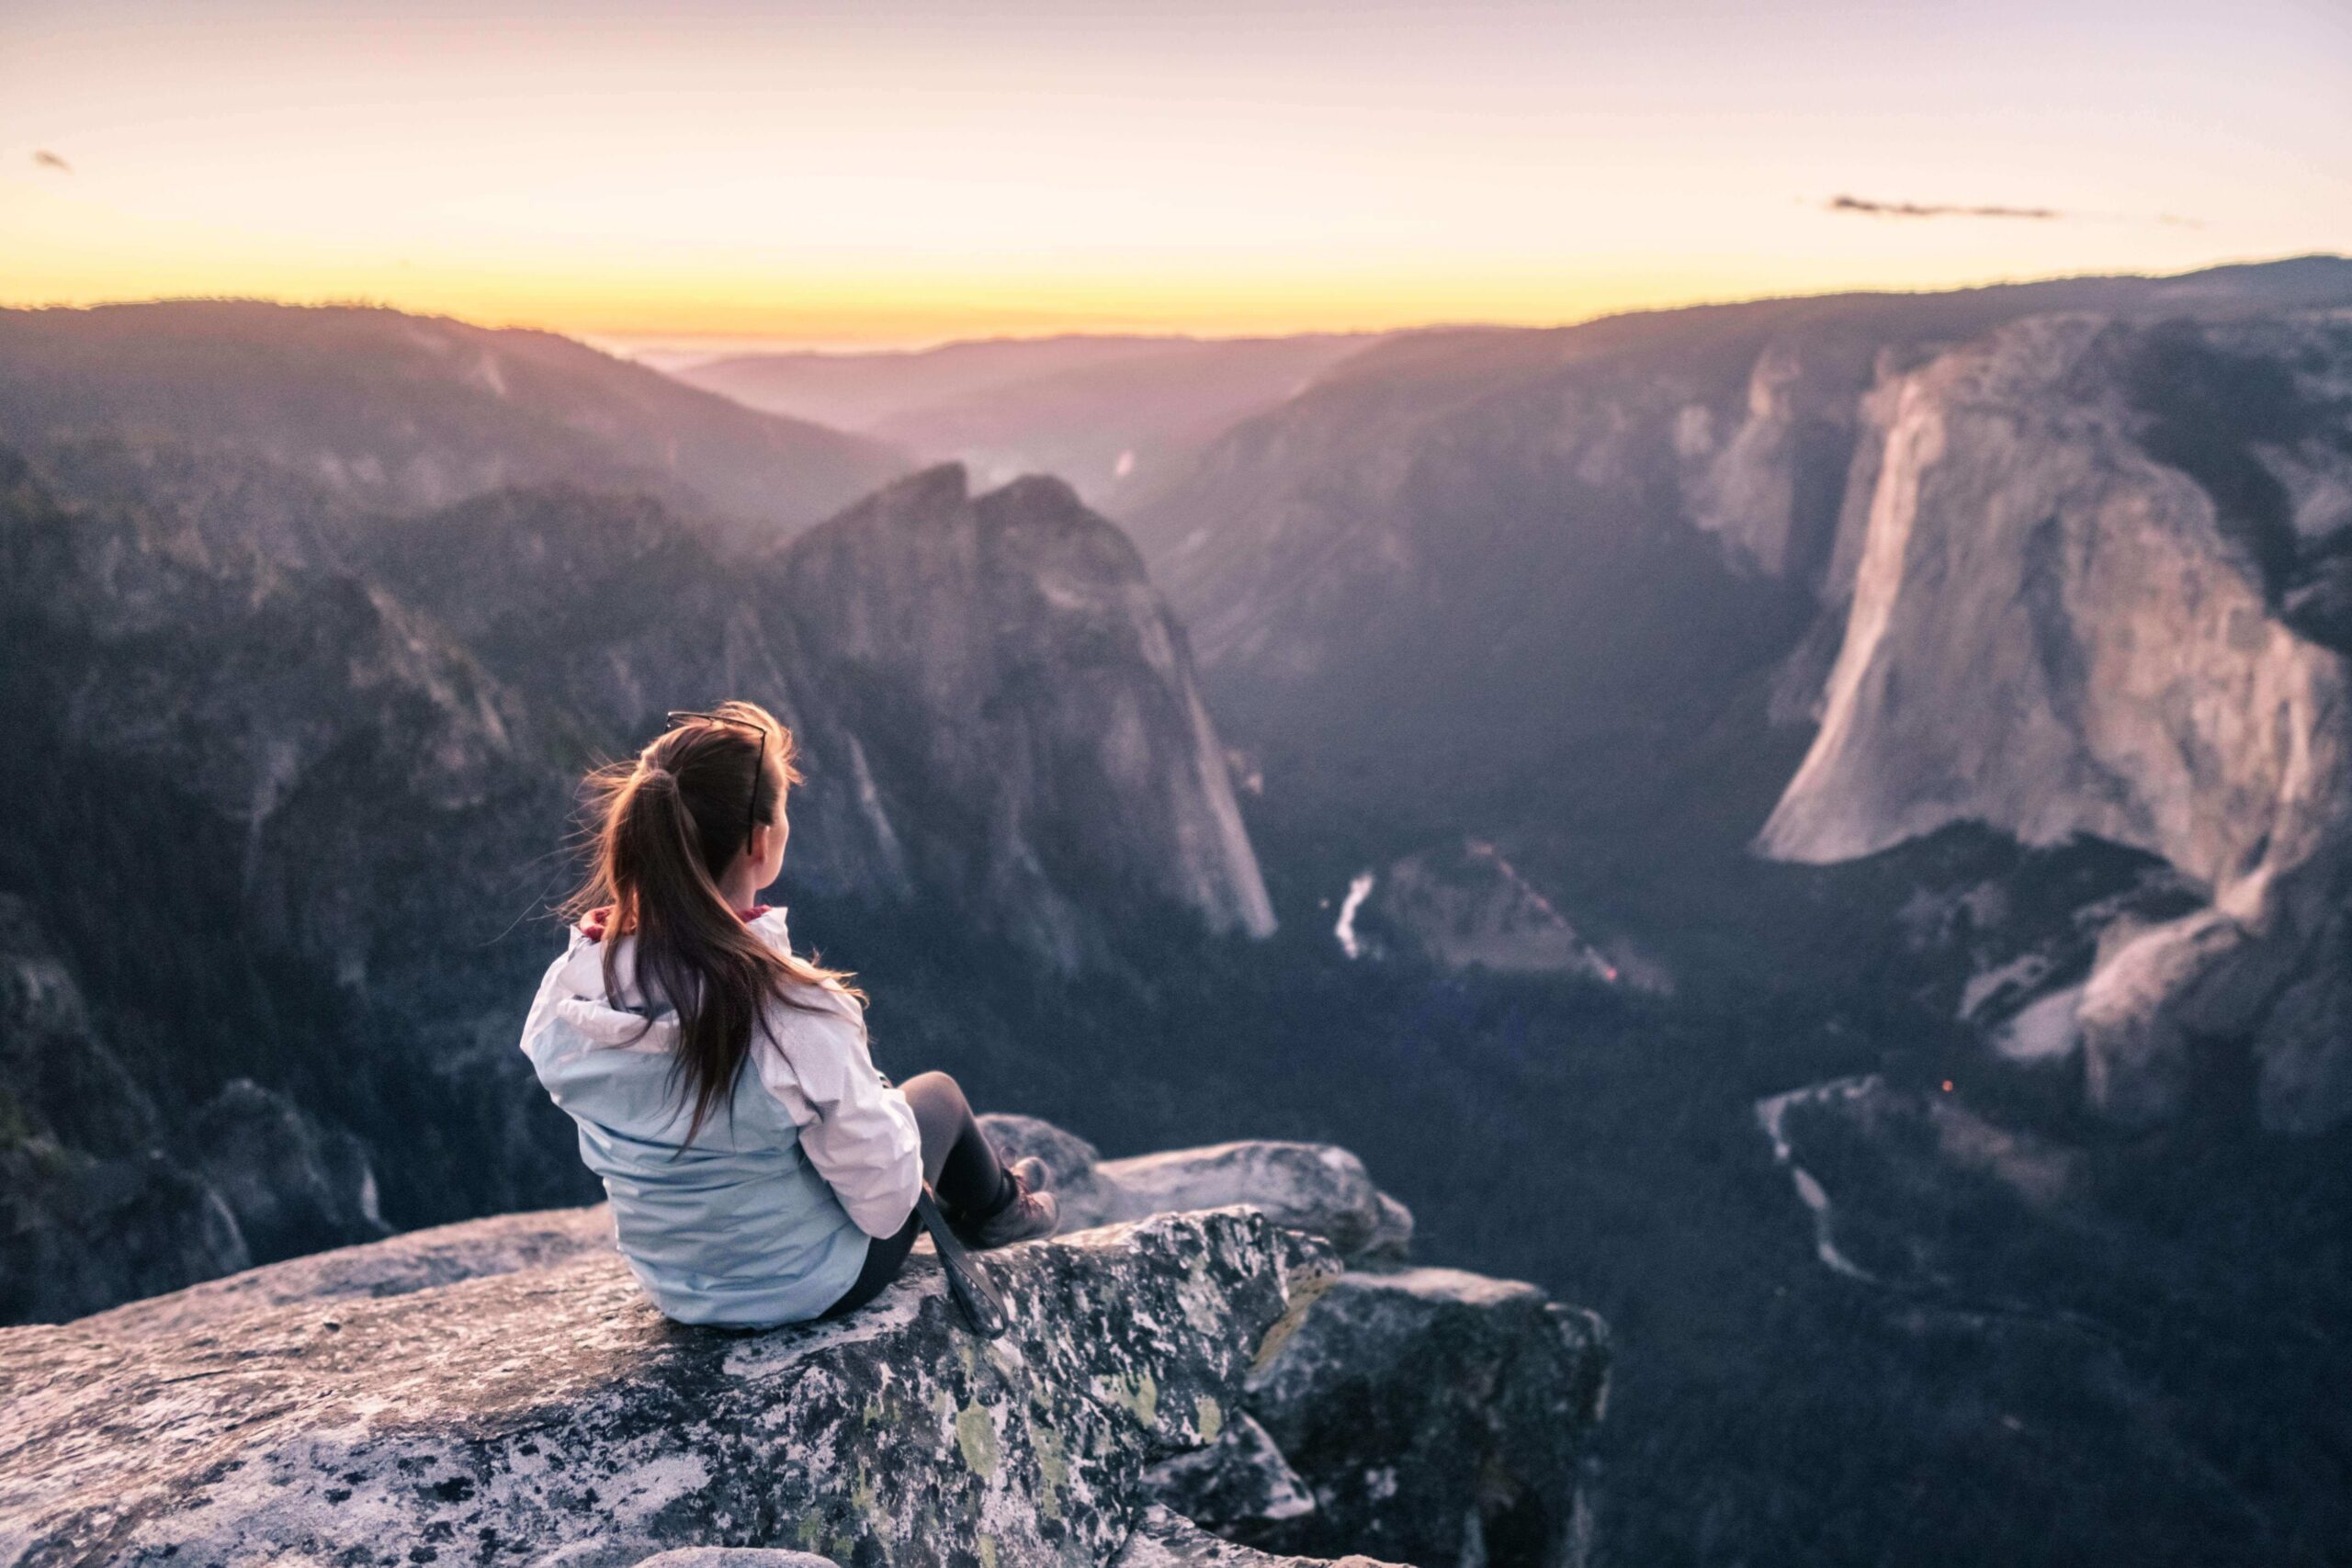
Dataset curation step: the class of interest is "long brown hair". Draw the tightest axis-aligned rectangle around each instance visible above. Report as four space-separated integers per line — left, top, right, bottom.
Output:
562 701 862 1146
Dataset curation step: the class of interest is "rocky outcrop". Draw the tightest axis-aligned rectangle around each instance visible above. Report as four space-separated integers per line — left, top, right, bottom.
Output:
1237 1271 1608 1568
1344 841 1633 986
1111 1507 1406 1568
1758 313 2352 1132
1138 1417 1317 1544
978 1117 1409 1262
1124 259 2352 823
773 464 1276 966
75 1204 616 1339
0 1209 1329 1567
0 1126 1608 1568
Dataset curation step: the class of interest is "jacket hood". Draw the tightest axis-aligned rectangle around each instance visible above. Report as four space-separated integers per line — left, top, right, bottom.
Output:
550 908 795 1049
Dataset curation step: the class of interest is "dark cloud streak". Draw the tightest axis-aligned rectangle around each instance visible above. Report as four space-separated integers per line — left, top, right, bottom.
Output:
1828 194 2058 220
1824 194 2205 229
33 149 73 174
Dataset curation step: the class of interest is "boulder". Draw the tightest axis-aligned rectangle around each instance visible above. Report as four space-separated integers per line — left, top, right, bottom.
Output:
1111 1507 1407 1568
1240 1269 1611 1568
632 1552 840 1568
1139 1413 1316 1542
0 1209 1337 1567
979 1117 1410 1263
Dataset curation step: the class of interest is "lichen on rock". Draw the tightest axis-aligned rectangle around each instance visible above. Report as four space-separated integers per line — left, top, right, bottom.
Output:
0 1123 1608 1568
0 1210 1335 1567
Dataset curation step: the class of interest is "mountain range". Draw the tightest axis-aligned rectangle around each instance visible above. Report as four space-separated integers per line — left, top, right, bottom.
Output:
4 262 2351 1566
0 414 1266 1320
1122 255 2352 1140
0 300 910 547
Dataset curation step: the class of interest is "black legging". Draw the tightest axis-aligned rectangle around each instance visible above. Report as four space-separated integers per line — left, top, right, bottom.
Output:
819 1070 1009 1319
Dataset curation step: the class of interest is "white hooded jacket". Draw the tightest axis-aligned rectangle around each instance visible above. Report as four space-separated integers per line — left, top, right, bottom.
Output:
519 907 922 1325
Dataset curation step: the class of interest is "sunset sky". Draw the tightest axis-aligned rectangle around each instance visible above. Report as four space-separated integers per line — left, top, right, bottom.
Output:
5 0 2347 350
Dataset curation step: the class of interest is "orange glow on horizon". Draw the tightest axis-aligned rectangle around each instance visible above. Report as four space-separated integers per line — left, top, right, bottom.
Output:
4 0 2345 351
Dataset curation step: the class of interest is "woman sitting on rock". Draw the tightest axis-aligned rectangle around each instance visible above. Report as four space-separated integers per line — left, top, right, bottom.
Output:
520 701 1057 1328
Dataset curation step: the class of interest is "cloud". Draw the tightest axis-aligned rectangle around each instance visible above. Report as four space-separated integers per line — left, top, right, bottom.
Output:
33 149 73 174
1828 194 2058 220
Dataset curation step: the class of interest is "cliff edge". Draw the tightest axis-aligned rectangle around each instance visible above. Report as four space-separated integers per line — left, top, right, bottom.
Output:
0 1123 1606 1568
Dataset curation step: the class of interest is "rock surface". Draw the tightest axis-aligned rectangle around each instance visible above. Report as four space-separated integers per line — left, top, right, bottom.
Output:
1759 313 2352 1132
773 463 1277 967
1139 1416 1317 1544
631 1551 840 1568
78 1126 1408 1339
1110 1507 1406 1568
0 1210 1334 1567
75 1204 617 1339
2 1124 1606 1567
978 1117 1409 1262
1240 1270 1609 1568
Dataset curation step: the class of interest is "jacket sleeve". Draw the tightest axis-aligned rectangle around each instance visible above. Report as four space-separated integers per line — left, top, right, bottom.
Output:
751 987 923 1239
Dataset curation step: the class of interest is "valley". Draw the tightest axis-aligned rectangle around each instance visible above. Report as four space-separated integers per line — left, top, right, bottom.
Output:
3 260 2350 1565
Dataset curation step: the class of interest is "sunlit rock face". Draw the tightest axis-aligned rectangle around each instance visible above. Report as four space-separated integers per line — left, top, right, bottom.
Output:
1759 313 2352 1133
1122 261 2352 819
0 1122 1607 1568
774 464 1276 966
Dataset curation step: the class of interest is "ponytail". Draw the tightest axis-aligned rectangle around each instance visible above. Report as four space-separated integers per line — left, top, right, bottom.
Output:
562 703 860 1147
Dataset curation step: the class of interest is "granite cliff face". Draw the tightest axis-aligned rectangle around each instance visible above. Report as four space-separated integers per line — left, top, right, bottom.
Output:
1126 259 2352 1136
0 1125 1608 1568
773 465 1275 966
1122 259 2352 820
357 464 1275 968
1759 313 2352 1133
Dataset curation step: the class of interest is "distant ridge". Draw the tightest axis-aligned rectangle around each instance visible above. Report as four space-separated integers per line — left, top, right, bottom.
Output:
0 299 910 544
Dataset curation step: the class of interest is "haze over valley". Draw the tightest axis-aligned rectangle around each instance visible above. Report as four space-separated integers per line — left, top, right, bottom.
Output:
5 1 2349 1562
2 252 2349 1563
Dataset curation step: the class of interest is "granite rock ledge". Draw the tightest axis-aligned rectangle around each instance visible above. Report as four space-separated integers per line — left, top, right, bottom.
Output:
0 1126 1606 1568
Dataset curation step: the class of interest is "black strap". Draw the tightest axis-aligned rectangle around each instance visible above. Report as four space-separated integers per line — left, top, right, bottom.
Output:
915 1185 1011 1337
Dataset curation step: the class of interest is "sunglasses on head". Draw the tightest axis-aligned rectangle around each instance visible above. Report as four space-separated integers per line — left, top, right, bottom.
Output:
664 709 771 848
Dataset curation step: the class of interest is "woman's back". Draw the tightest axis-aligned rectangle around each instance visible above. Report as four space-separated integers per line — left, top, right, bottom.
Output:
520 908 874 1326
